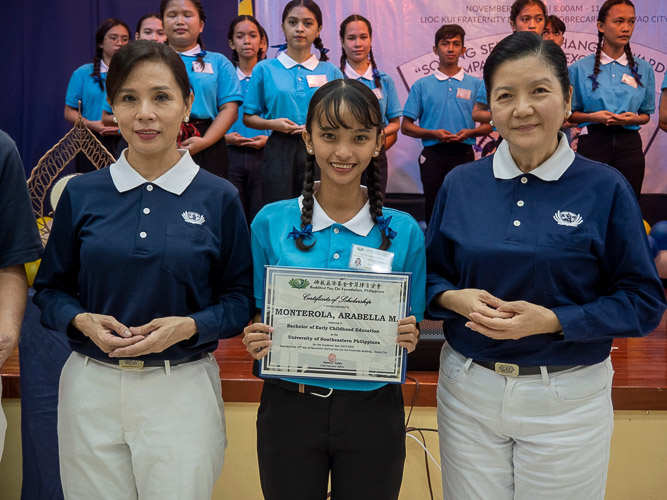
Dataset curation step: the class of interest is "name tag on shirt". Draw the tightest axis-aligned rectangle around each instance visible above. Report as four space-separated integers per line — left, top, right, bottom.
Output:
349 244 394 273
306 74 328 88
456 88 472 100
193 62 214 74
621 73 638 89
372 88 384 100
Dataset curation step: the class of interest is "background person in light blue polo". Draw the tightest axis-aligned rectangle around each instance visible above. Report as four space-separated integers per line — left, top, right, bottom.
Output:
243 0 342 205
159 0 242 179
225 15 270 225
569 0 655 201
243 79 425 500
401 24 491 224
65 18 130 171
339 14 402 195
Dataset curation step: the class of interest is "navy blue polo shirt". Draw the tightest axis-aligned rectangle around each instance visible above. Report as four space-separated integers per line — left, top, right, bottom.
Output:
0 130 42 268
425 133 666 366
34 151 254 362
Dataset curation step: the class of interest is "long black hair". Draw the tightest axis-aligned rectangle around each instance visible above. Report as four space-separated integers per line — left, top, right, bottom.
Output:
91 19 130 91
339 15 381 89
589 0 642 91
297 79 389 251
282 0 329 61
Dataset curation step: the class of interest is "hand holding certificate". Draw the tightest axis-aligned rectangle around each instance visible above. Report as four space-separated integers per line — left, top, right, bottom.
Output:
257 266 412 383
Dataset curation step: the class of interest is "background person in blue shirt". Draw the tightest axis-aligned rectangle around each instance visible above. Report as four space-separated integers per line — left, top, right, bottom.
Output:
472 0 547 125
426 32 666 500
34 41 254 500
339 14 402 196
135 13 166 43
65 18 130 172
159 0 242 179
0 129 43 460
660 72 667 133
226 15 269 224
243 0 343 205
401 24 491 224
243 79 425 500
569 0 655 201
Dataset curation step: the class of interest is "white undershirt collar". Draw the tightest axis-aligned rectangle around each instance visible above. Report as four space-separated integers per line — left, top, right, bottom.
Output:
493 132 574 181
298 182 374 236
100 60 109 73
110 149 200 195
344 61 373 81
178 44 203 57
236 66 250 80
277 51 319 71
600 51 628 66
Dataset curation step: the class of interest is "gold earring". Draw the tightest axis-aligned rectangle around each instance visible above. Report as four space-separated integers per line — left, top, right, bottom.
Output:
112 116 118 124
184 116 190 123
566 110 572 118
489 119 494 127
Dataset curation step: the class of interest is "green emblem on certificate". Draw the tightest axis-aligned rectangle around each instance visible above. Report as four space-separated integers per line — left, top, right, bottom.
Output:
288 278 310 289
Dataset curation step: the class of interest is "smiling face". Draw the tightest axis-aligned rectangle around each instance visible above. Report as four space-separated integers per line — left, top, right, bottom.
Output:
511 3 546 34
100 25 130 62
137 17 166 43
228 20 262 62
282 6 321 52
163 0 204 51
303 103 383 189
433 36 465 67
489 55 571 166
599 4 635 51
342 20 372 66
111 60 193 162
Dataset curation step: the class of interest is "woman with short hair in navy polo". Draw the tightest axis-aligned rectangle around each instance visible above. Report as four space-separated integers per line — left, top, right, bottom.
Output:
243 0 343 205
34 41 254 499
339 14 402 196
426 32 665 499
64 18 130 171
569 0 655 201
160 0 242 179
243 79 426 500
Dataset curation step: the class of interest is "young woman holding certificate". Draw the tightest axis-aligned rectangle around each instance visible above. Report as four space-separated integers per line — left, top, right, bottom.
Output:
243 79 426 500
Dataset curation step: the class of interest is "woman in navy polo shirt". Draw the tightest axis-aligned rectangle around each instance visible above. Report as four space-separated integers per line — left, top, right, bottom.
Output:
426 32 665 499
569 0 655 200
35 41 253 500
160 0 242 178
243 79 425 500
65 18 130 171
243 0 342 204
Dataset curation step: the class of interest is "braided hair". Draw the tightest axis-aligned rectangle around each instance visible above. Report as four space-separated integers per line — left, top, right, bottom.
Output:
282 0 329 61
297 79 390 252
160 0 207 70
227 15 267 68
339 15 382 89
589 0 642 91
92 19 130 91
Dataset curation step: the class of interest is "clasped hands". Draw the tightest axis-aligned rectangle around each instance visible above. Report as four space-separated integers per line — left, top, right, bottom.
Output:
440 289 562 340
71 313 198 357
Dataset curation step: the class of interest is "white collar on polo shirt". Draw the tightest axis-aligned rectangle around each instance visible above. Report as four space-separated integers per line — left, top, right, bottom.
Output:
434 68 465 81
344 61 373 80
277 51 319 71
298 182 374 236
100 60 109 73
600 51 628 66
110 150 200 195
493 132 574 181
178 45 203 56
236 66 250 80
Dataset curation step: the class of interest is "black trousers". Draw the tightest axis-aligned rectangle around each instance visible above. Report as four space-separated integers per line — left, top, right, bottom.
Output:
191 118 229 178
361 146 389 196
227 144 264 225
261 132 310 204
420 142 474 224
576 125 644 200
256 382 406 500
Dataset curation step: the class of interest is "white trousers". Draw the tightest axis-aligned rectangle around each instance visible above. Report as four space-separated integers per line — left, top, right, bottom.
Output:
58 352 227 500
437 343 614 500
0 379 6 460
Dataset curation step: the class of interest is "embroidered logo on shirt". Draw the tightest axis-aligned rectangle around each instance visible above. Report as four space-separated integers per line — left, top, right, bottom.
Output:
553 211 583 227
182 211 205 225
